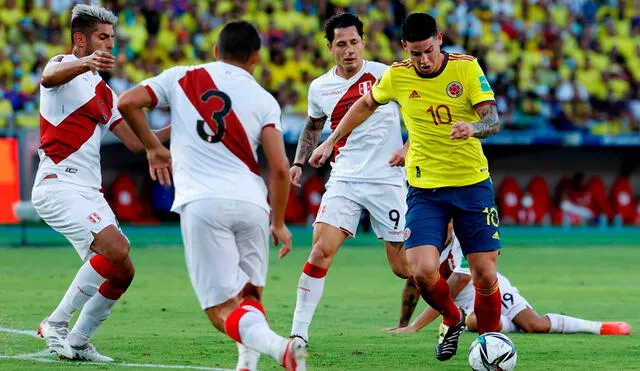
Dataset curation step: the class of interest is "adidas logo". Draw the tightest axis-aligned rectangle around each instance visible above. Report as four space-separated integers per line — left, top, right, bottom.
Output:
492 231 500 240
409 90 421 98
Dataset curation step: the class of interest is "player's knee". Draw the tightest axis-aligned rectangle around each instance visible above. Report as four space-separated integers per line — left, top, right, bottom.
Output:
92 226 130 266
411 269 439 288
309 240 335 265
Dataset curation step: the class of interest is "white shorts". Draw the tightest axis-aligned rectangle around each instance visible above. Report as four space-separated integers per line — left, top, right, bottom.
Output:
31 178 122 262
179 198 269 310
315 180 406 242
455 273 532 321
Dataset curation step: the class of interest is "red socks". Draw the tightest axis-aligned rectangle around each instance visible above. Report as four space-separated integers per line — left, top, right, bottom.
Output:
419 275 461 327
302 262 327 278
474 279 501 333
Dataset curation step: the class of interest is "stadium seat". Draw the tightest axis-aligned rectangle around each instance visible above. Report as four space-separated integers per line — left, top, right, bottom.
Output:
525 176 552 225
111 173 142 222
301 175 325 225
587 175 613 221
496 176 521 225
610 177 637 225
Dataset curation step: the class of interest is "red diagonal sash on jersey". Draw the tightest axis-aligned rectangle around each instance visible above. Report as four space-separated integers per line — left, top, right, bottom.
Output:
329 72 376 161
178 68 260 175
40 80 114 164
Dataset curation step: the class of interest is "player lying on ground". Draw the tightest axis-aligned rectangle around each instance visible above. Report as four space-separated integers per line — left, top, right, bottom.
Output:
289 13 417 344
33 4 169 362
386 225 631 336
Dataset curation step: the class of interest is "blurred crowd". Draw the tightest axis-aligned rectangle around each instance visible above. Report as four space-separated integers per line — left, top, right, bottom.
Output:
1 0 639 134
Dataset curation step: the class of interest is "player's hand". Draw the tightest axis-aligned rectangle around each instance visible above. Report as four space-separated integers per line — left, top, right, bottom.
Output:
147 145 172 186
271 223 293 258
388 146 408 167
383 325 417 333
309 142 332 168
290 166 303 187
450 121 475 140
83 50 115 74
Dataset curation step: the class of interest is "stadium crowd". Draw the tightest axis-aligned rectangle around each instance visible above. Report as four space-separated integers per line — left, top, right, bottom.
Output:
0 0 639 134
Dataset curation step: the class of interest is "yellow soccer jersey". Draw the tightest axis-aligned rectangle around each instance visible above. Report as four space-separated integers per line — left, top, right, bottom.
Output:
371 52 496 189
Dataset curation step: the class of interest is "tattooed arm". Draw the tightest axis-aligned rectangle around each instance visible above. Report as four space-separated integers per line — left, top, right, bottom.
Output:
293 116 326 165
289 116 326 187
450 104 501 140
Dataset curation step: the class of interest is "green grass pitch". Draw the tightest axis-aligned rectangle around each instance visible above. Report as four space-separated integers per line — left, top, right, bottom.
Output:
0 229 639 370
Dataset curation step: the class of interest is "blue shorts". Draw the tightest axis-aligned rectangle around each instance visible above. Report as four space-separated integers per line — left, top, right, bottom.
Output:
404 178 501 255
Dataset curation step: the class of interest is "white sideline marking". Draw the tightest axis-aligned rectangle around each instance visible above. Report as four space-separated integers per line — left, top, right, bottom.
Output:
0 326 41 339
0 326 234 370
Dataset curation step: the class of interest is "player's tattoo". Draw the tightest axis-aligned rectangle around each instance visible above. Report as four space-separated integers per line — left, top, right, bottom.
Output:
294 116 325 163
471 104 500 139
399 279 419 327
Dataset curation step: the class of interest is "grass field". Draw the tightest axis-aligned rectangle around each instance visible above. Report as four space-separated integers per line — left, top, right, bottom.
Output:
1 227 639 370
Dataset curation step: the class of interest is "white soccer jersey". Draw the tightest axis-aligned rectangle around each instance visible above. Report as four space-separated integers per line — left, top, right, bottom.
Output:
308 60 404 185
141 61 281 212
35 54 123 190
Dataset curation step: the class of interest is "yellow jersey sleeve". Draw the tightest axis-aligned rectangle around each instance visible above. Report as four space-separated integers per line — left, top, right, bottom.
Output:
370 67 395 105
465 58 496 108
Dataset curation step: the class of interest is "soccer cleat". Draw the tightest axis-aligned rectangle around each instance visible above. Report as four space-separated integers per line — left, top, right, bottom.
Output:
435 307 466 361
70 343 114 362
600 322 631 336
37 317 74 359
281 336 308 371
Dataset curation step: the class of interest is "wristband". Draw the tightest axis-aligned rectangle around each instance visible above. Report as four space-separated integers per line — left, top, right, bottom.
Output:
292 163 303 169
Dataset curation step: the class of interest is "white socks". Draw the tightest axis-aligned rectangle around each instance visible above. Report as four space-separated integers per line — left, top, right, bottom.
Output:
67 292 117 347
291 272 326 340
236 342 260 371
233 307 287 364
546 313 601 334
48 260 106 324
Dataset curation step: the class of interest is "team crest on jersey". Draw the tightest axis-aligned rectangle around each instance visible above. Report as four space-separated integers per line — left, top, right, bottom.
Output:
446 81 463 98
403 227 411 240
358 81 372 95
88 212 101 224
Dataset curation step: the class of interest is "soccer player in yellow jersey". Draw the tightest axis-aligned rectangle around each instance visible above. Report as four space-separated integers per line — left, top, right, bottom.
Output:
309 13 504 362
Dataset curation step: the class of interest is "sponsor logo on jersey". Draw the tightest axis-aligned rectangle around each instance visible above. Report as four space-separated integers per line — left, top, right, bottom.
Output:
97 99 109 122
88 212 101 224
65 167 78 173
492 231 500 240
403 227 411 240
446 81 463 98
358 80 372 95
409 90 421 98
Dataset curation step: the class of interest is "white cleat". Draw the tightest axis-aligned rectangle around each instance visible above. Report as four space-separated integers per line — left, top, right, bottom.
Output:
71 343 114 362
37 317 74 359
281 336 308 371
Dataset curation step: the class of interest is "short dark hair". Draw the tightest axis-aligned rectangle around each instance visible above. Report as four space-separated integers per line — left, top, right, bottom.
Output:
218 20 261 63
402 13 437 42
324 13 364 43
70 4 117 44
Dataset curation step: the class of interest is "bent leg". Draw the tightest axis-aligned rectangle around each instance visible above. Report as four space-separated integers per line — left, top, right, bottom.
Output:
291 222 348 340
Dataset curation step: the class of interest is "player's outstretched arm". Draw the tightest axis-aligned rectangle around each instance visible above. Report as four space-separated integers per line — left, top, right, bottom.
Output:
388 272 472 333
308 93 379 167
118 85 172 186
290 116 326 187
41 51 115 88
261 126 293 258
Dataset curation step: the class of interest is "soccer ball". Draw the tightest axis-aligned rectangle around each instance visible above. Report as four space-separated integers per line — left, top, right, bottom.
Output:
468 332 517 370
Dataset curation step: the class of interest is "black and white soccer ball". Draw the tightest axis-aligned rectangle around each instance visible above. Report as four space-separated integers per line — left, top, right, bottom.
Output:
468 332 517 370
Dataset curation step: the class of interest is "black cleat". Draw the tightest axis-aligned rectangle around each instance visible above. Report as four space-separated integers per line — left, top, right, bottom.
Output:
435 307 466 361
